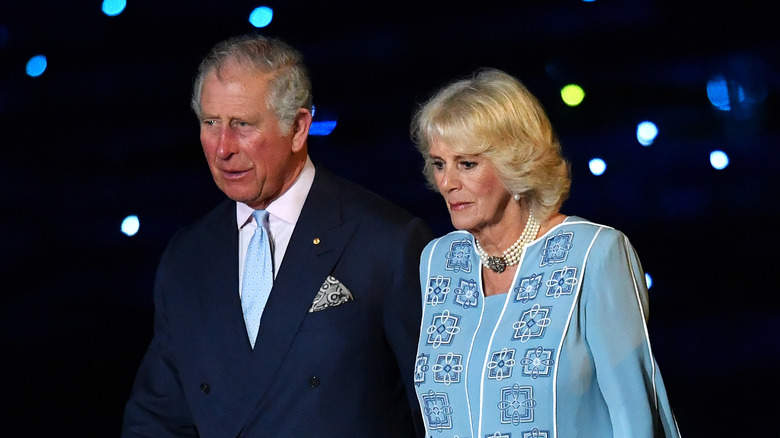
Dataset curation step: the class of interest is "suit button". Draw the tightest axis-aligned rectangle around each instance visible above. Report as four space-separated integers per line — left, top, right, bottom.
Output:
309 376 320 388
200 383 210 394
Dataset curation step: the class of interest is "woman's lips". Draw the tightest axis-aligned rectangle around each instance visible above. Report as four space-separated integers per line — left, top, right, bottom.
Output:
448 201 470 211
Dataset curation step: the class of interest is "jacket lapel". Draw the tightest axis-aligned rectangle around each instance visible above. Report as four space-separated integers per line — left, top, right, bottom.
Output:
247 165 356 401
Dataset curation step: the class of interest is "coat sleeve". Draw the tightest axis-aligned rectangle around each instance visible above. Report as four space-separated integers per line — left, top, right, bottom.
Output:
583 229 680 437
382 217 434 438
121 241 199 438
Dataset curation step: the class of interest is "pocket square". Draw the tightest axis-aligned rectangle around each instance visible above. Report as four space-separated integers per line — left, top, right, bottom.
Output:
309 276 354 313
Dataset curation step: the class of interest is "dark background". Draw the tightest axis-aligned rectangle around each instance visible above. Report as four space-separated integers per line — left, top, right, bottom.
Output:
2 0 778 436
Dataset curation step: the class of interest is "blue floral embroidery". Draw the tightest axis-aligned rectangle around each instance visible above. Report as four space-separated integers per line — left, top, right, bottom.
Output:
426 310 462 348
422 390 454 430
540 231 574 267
427 275 452 306
414 353 430 386
545 266 578 298
512 304 552 342
454 278 479 309
487 348 517 381
445 238 473 273
433 352 464 385
522 428 549 438
486 432 512 438
514 274 543 303
497 383 535 425
519 346 555 379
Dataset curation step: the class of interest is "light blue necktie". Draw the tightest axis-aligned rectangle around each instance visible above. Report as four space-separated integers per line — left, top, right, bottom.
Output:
241 210 274 348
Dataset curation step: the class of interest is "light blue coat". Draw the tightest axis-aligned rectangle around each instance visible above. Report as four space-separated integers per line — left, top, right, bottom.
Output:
414 217 680 438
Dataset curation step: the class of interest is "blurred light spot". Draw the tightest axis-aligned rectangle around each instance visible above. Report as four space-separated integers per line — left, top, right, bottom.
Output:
121 215 140 236
636 121 658 146
588 158 606 176
102 0 127 16
26 55 47 77
310 121 337 136
561 84 585 107
706 74 748 112
706 75 730 110
645 273 653 289
710 150 729 170
249 6 273 28
0 26 10 49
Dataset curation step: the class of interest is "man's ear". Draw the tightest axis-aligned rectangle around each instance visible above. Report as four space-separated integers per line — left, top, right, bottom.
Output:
291 108 312 153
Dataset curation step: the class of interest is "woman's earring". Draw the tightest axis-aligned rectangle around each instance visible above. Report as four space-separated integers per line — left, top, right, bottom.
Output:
513 193 521 201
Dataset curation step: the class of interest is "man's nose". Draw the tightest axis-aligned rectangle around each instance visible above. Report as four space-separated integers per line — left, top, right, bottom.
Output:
215 127 239 159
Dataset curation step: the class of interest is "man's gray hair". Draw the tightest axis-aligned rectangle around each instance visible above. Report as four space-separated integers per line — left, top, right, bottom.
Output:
191 34 313 133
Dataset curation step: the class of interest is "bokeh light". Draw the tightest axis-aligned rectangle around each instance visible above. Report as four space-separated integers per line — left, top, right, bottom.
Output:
310 121 337 136
645 273 653 289
25 55 47 77
121 215 140 236
710 150 729 170
249 6 273 28
102 0 127 16
561 84 585 107
636 121 658 146
588 158 606 176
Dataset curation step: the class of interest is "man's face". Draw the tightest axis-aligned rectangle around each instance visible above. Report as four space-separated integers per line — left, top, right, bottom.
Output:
198 61 304 209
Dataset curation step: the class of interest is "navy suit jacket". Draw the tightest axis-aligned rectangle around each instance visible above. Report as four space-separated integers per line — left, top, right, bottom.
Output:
122 166 433 437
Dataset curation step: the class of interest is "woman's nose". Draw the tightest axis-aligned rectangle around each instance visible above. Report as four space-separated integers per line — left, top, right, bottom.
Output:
439 167 460 192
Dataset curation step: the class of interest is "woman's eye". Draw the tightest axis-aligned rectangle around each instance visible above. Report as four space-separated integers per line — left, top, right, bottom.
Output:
431 160 444 170
461 161 477 169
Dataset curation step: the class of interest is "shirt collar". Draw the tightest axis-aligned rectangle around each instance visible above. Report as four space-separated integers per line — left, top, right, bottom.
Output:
236 156 316 229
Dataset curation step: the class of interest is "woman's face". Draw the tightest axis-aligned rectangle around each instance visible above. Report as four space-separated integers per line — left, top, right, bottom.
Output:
429 139 514 235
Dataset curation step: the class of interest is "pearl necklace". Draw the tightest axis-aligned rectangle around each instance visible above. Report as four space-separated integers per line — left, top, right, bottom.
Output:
474 213 541 273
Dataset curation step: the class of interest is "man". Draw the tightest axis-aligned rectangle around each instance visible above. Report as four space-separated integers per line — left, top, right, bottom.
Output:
122 34 431 437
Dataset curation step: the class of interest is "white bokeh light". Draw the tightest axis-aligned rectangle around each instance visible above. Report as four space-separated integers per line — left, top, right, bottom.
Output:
588 158 607 176
121 215 140 236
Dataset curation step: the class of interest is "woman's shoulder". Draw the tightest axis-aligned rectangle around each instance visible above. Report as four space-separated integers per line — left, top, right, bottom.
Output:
421 230 473 262
551 216 634 254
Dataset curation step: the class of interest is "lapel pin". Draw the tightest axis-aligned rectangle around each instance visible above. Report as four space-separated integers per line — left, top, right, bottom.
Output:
313 238 321 245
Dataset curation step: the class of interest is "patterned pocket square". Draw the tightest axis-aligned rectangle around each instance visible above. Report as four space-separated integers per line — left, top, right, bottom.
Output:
309 276 354 313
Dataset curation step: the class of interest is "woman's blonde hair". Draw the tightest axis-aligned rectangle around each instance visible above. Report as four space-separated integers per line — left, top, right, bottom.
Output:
411 68 571 221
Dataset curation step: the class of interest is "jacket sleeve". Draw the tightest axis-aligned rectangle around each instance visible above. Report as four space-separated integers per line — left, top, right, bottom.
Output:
583 229 680 437
382 216 434 438
121 241 199 438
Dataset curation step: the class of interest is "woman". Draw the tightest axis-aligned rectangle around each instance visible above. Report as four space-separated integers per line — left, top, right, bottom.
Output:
411 69 680 437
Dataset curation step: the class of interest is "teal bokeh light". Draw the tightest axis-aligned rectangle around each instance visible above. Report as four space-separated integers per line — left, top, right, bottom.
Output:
249 6 273 28
102 0 127 16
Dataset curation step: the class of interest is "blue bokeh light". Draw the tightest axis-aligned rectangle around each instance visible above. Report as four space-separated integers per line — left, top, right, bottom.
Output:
121 215 140 236
26 55 47 77
707 74 746 112
645 273 653 289
588 158 607 176
249 6 273 28
636 121 658 146
310 121 337 136
710 150 729 170
102 0 127 16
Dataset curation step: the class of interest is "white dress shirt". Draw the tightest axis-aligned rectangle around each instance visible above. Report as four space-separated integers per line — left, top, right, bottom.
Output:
236 156 315 297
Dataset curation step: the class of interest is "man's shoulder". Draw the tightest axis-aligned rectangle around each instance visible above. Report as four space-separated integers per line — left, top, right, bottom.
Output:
167 199 234 246
315 166 418 223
